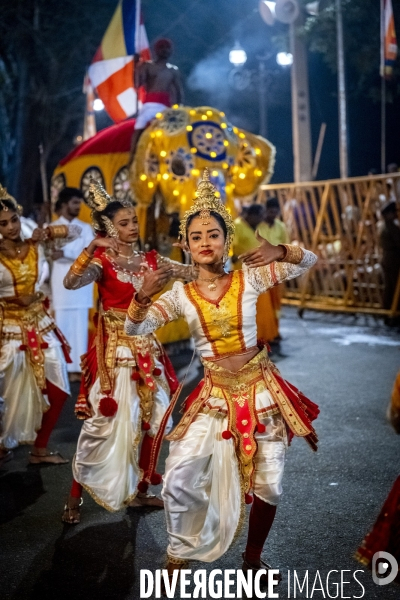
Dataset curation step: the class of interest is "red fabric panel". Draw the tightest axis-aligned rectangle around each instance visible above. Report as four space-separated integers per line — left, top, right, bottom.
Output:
58 120 135 166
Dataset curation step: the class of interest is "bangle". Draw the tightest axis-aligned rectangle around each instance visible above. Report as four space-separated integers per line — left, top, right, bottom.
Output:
277 244 303 265
127 294 151 323
46 224 69 240
70 249 92 276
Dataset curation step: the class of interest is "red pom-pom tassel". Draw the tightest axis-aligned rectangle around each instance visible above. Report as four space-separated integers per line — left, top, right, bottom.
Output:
245 493 253 505
150 473 162 485
131 371 142 382
142 421 151 431
256 423 266 434
222 430 233 440
40 342 49 349
19 344 27 351
99 396 118 417
138 480 149 494
153 367 162 376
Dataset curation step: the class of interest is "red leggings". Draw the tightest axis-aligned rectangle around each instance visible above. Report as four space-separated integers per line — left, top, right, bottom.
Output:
245 494 277 564
34 380 68 449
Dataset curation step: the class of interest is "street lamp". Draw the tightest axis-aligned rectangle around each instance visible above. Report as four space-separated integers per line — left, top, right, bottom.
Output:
276 52 293 66
259 0 312 183
229 43 247 68
229 46 284 139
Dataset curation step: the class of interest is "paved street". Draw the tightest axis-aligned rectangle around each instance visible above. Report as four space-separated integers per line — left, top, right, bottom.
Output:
1 307 399 600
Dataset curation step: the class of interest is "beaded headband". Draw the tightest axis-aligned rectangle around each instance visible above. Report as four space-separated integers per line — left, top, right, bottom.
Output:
179 168 235 248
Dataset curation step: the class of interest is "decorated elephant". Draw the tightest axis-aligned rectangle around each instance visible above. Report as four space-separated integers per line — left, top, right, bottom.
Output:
131 105 275 247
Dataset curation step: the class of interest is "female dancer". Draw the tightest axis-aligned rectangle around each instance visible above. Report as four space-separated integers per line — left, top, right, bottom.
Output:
0 185 75 465
125 170 319 580
62 180 195 523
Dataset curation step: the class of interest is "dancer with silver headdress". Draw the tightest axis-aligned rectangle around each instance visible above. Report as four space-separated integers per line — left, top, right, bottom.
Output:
62 180 196 523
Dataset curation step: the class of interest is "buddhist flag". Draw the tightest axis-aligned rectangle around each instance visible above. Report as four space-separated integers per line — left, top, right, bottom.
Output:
88 0 150 122
381 0 397 78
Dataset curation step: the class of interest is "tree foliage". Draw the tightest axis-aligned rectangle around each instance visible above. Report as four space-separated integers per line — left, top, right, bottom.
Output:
0 0 114 209
303 0 400 101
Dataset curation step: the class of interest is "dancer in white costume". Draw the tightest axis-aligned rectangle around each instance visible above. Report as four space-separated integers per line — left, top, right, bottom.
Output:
61 180 196 523
125 170 319 582
0 184 78 465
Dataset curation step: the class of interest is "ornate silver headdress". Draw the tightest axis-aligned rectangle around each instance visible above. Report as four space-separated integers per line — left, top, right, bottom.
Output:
86 178 133 236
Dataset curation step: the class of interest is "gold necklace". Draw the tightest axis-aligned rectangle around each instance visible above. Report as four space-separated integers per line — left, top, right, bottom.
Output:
197 272 226 291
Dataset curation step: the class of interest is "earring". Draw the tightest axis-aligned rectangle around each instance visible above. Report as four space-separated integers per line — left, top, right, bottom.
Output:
101 215 119 239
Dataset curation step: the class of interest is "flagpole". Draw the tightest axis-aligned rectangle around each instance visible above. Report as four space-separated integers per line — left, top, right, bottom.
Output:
381 0 386 174
134 0 141 117
336 0 348 179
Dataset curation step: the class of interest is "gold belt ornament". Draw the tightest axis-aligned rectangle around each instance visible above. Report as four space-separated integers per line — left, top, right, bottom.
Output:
0 298 55 392
97 307 162 431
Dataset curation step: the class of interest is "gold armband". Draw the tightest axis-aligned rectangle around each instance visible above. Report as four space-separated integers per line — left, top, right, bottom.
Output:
277 244 304 265
127 294 151 323
46 224 69 240
70 249 92 276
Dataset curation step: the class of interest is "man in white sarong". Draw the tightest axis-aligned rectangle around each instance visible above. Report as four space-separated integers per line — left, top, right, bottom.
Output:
51 188 94 381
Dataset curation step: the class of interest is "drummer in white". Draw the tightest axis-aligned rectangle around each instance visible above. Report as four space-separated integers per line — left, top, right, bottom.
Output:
51 188 94 381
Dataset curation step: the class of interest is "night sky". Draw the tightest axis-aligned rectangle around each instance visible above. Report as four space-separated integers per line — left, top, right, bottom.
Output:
3 0 399 189
92 0 400 183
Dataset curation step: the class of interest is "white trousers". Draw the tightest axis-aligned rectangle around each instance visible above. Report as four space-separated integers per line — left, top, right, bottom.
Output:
54 308 89 372
162 404 287 563
0 316 70 449
73 346 172 511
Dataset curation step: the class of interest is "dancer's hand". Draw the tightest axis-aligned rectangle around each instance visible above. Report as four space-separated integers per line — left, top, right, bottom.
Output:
239 232 285 268
87 237 119 255
136 264 173 303
31 228 47 243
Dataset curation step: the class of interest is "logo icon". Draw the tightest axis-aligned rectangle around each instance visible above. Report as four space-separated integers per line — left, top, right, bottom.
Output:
372 551 398 586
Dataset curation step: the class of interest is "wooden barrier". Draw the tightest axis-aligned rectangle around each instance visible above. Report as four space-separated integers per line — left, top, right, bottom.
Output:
256 173 400 317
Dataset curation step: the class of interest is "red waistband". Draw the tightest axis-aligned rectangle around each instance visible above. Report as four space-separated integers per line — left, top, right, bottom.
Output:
143 91 171 106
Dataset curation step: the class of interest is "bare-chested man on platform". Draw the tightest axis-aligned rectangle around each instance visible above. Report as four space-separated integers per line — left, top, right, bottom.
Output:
129 38 183 164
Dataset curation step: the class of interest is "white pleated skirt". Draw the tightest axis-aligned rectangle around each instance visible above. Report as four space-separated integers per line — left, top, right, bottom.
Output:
162 387 287 562
73 345 172 511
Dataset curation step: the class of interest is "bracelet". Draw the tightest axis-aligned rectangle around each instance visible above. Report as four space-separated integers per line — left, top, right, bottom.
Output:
127 294 151 323
46 224 69 240
277 244 304 265
70 249 92 276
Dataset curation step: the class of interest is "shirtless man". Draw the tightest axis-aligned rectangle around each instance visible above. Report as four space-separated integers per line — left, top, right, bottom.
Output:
129 38 183 164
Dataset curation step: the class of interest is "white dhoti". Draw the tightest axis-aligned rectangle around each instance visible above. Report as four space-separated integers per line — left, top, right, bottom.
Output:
73 346 172 511
134 102 168 129
54 308 89 372
162 388 287 562
0 312 70 449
